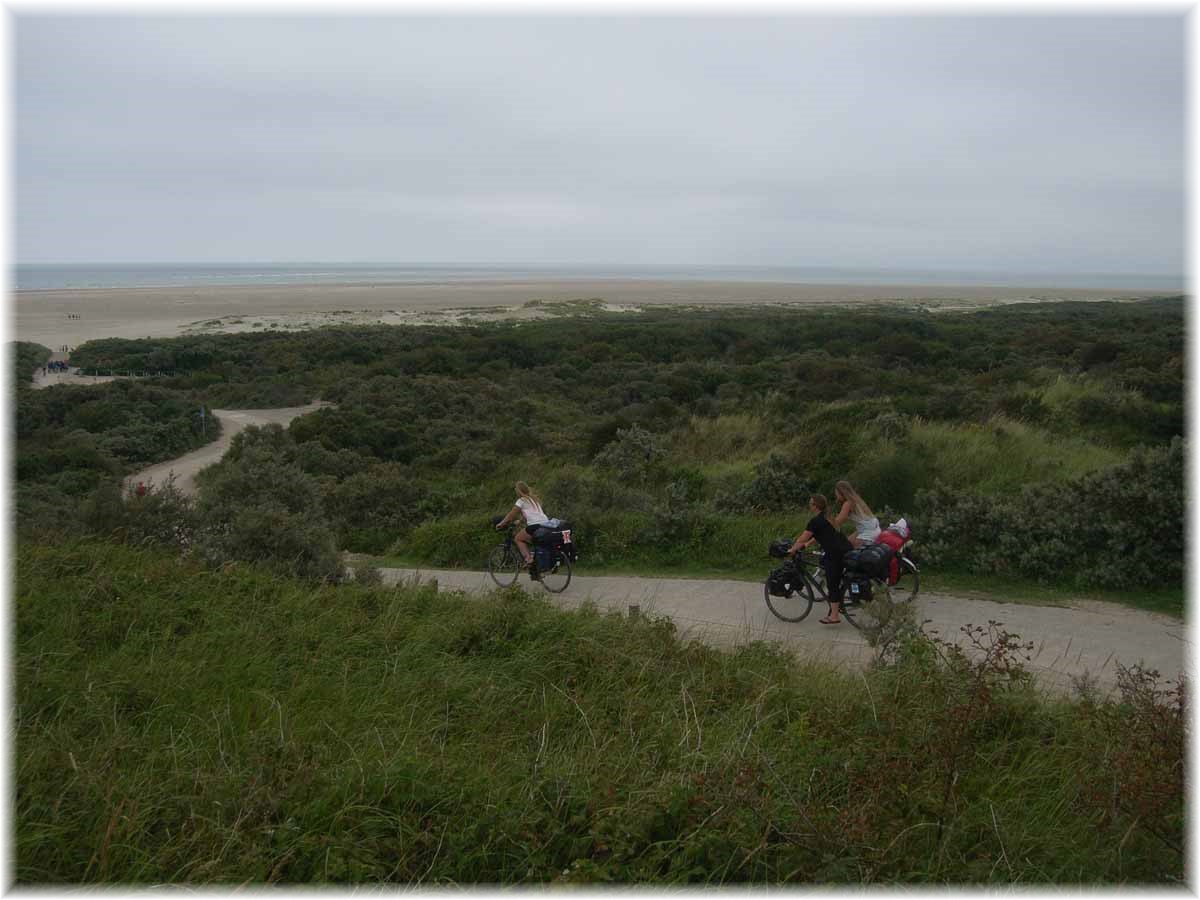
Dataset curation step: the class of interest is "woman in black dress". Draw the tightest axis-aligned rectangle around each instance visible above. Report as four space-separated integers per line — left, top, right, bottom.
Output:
787 493 853 624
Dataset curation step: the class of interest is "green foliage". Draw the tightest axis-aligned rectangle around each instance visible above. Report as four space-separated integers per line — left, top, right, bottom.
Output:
14 379 217 525
16 298 1185 594
13 341 52 384
917 438 1184 592
717 451 813 512
120 475 198 551
193 425 341 580
15 540 1185 884
592 423 668 483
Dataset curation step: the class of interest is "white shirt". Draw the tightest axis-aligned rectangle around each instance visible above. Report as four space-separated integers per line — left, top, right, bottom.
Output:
516 496 549 527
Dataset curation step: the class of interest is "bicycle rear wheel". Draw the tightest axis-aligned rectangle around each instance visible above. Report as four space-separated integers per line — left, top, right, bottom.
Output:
487 543 521 587
843 577 914 632
539 553 572 593
892 555 920 604
764 570 815 622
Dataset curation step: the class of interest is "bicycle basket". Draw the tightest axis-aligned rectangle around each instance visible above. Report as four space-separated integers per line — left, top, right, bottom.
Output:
768 538 792 559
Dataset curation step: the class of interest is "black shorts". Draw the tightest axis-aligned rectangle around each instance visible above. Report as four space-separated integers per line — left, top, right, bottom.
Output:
525 523 548 540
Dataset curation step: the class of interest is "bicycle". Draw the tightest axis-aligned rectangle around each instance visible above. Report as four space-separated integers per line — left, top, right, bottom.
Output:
764 541 920 629
487 519 573 594
763 545 823 622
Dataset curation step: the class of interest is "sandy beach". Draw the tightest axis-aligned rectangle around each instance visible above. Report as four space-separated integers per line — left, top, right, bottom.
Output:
12 278 1175 350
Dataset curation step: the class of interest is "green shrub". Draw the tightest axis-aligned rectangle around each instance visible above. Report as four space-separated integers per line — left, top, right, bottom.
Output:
917 438 1184 590
193 425 341 580
122 475 197 552
716 452 812 512
592 424 667 483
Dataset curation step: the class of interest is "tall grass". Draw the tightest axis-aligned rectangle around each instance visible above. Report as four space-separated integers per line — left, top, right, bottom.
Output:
667 414 787 465
901 416 1122 494
17 540 1183 884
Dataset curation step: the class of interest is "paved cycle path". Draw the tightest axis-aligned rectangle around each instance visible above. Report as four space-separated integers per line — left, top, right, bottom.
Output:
378 566 1187 696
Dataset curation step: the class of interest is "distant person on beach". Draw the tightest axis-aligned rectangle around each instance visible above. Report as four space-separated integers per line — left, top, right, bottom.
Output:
831 480 880 547
135 482 147 498
495 481 552 577
788 493 853 624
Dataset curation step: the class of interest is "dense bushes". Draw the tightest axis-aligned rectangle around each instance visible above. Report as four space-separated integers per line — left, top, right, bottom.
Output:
917 438 1185 589
14 298 1186 596
192 425 341 579
13 341 51 385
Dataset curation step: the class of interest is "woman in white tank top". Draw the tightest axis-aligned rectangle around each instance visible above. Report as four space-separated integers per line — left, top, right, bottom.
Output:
831 480 881 547
495 480 552 575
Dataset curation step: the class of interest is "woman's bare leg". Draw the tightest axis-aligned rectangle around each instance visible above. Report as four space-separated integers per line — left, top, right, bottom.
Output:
515 529 532 564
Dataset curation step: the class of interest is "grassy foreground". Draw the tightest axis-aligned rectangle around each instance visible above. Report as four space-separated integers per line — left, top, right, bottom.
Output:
16 541 1184 885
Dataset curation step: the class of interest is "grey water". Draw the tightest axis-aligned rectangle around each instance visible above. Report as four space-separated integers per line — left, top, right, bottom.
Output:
13 262 1184 293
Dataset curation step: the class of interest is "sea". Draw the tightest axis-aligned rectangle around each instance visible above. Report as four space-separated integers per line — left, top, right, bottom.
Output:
12 262 1184 293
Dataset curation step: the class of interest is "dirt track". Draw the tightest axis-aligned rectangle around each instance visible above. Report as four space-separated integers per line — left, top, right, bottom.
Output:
377 567 1186 697
124 402 331 495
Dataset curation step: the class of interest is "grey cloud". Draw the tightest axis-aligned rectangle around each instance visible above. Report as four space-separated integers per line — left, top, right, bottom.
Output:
15 14 1184 273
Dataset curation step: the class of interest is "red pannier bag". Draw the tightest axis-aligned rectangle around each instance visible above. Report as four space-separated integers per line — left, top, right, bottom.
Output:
875 529 907 585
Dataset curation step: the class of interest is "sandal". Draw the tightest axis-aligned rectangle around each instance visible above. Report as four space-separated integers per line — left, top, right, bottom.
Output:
819 616 841 625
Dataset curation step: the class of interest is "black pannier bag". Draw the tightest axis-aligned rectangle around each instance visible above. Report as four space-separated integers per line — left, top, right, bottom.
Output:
844 542 894 579
767 563 800 597
535 523 578 564
843 570 873 603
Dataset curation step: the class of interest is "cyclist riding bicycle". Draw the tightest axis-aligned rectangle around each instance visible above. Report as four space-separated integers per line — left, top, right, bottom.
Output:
495 481 553 579
788 492 853 624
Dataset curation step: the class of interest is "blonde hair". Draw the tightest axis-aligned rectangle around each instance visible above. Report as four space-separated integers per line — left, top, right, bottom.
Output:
516 481 541 506
835 480 872 519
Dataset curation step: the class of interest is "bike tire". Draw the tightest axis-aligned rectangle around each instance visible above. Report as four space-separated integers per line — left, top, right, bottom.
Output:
539 553 572 593
893 555 920 604
841 595 864 630
487 543 521 587
764 571 815 623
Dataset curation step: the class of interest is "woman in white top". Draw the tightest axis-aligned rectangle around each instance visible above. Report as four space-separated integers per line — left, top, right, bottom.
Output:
831 480 881 547
495 481 551 572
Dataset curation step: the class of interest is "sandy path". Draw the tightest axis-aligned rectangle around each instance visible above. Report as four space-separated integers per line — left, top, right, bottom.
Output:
124 401 331 495
376 567 1185 697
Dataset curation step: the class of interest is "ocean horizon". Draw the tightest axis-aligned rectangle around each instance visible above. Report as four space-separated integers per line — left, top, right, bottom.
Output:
12 262 1184 293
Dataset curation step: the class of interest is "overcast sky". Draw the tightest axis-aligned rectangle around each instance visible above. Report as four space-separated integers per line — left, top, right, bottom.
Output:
14 13 1185 275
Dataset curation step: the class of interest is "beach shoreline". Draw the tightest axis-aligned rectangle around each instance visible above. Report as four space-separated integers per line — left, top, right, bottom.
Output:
13 278 1178 349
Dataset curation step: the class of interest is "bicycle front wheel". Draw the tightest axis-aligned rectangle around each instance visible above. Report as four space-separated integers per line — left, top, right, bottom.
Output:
764 572 815 623
539 553 572 593
487 543 521 587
